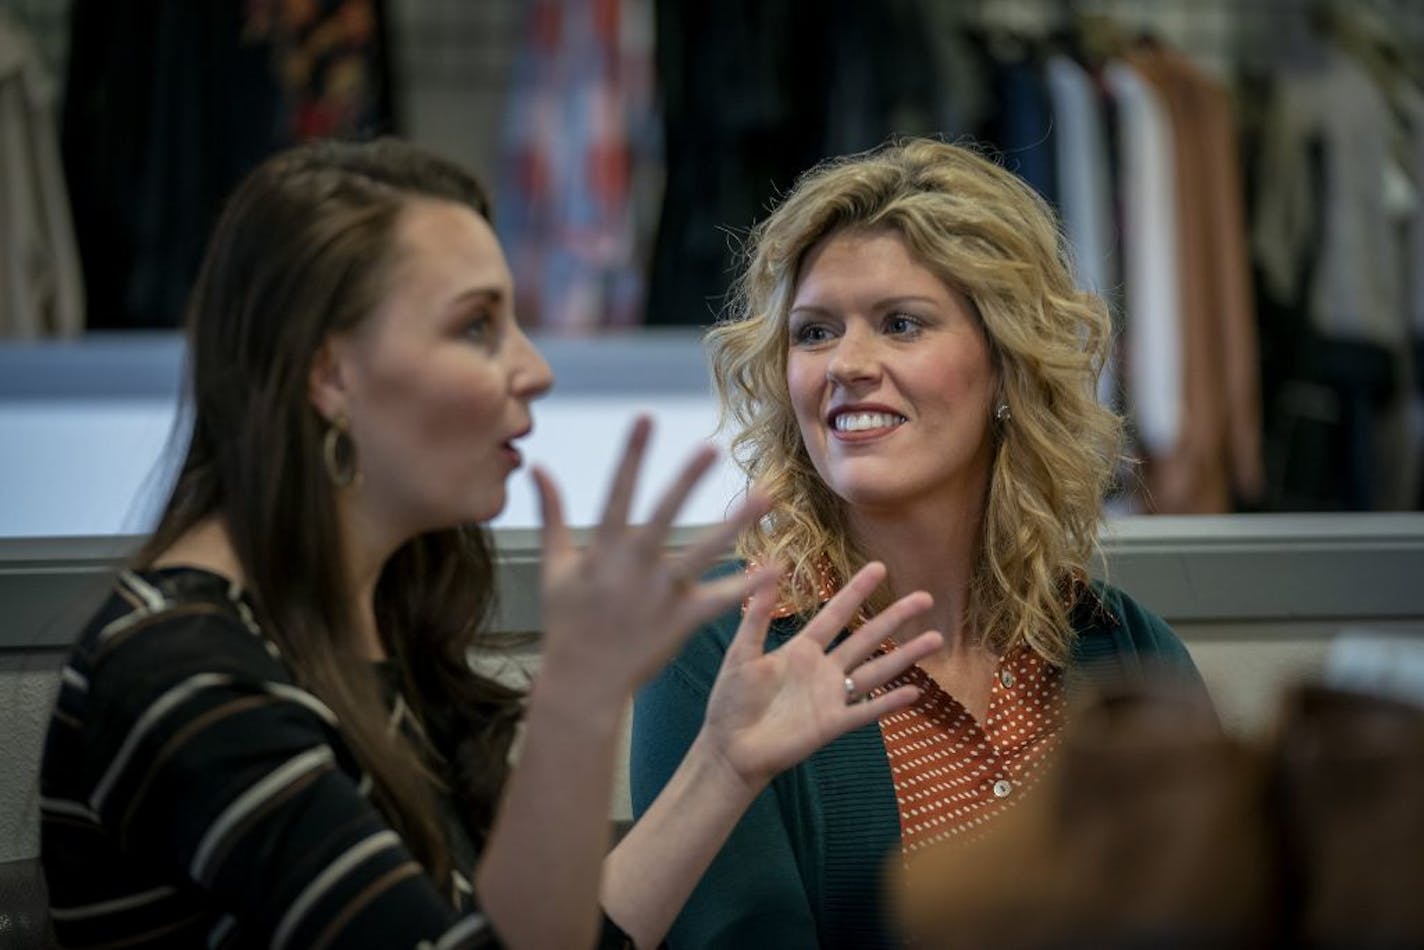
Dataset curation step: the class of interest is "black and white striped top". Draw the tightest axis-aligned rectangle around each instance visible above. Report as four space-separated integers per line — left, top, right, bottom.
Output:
40 566 616 949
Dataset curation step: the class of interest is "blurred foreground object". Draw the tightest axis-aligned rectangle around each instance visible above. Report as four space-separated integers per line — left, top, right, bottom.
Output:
896 673 1424 948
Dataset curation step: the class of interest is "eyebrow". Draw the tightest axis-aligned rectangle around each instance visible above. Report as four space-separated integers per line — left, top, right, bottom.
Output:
447 287 504 310
789 294 942 315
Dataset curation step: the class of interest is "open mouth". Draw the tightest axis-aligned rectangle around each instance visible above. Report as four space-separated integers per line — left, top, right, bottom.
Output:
500 428 530 465
831 411 907 433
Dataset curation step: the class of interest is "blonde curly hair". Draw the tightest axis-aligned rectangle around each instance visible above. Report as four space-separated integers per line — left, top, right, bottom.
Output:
707 139 1123 665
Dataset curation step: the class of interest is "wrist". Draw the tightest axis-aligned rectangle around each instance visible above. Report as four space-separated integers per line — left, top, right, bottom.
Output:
526 653 628 736
685 729 770 806
537 634 636 704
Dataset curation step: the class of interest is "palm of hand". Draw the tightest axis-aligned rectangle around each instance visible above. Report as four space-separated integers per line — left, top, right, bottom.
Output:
698 563 943 789
531 418 773 696
538 539 696 687
704 633 859 782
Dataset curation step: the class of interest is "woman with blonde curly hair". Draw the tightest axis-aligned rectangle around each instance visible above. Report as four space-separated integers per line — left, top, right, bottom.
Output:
630 138 1207 949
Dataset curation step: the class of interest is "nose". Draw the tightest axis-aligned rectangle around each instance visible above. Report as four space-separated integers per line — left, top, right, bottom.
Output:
509 325 554 400
826 324 881 387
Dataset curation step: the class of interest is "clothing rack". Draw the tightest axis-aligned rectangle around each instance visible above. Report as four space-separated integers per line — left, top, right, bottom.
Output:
970 0 1424 79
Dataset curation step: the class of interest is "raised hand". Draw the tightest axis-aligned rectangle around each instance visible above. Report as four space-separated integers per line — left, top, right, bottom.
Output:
530 416 772 697
699 561 943 789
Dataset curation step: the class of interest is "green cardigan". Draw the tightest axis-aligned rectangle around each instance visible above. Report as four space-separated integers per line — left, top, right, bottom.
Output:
630 579 1207 950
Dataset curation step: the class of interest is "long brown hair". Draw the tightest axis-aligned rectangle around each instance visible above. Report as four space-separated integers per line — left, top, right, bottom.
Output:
135 139 522 882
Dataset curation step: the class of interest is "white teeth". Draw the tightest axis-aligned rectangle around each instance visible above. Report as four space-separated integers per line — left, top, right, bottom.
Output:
833 412 906 432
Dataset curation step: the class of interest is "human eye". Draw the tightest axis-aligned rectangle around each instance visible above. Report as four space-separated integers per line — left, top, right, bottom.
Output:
459 310 496 346
884 312 924 338
790 318 836 347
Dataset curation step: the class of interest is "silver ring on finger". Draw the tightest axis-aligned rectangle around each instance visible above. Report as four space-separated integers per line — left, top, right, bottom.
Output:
843 675 860 705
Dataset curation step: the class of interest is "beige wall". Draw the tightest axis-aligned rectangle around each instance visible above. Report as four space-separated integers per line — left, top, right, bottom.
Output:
1182 619 1424 736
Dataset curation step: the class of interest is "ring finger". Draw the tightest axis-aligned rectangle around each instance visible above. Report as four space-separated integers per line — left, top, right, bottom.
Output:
844 630 942 698
829 589 933 669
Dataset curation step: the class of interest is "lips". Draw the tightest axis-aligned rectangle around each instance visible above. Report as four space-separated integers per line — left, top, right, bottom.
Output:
500 423 532 465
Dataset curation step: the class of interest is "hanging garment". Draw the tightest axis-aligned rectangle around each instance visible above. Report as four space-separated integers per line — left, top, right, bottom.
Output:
62 1 287 329
0 10 83 338
1045 53 1118 410
1406 85 1424 344
255 0 398 143
1195 65 1266 507
648 1 812 326
1127 45 1264 514
1102 61 1183 474
496 0 658 331
1401 86 1424 508
1131 48 1224 514
61 0 394 330
1253 45 1404 347
820 0 941 159
990 51 1059 207
645 0 940 327
1252 43 1415 509
958 28 1058 206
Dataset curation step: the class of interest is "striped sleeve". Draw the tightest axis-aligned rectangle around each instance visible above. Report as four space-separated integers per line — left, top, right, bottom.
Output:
69 608 499 949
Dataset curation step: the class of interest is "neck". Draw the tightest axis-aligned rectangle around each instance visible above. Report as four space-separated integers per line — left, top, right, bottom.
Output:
847 493 986 654
148 516 248 586
336 495 411 663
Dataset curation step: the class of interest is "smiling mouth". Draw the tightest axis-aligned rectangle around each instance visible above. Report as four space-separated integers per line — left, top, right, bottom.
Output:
832 411 907 433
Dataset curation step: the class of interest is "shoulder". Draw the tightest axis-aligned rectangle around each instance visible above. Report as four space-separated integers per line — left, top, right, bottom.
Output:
1066 579 1215 712
44 571 351 828
76 569 288 680
1074 580 1164 638
59 569 307 744
1071 580 1196 673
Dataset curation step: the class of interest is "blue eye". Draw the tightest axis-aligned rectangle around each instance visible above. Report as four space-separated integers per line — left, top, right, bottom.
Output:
792 323 833 345
461 313 494 343
885 313 922 336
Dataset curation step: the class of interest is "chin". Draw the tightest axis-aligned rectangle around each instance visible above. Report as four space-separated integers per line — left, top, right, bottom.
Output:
419 490 506 532
820 465 906 503
832 489 910 512
823 473 931 513
467 493 507 525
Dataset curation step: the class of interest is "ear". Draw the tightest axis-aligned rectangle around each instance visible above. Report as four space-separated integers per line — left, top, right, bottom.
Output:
308 336 352 423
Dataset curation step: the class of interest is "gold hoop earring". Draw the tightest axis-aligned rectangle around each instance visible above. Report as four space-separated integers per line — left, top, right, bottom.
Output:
322 412 361 488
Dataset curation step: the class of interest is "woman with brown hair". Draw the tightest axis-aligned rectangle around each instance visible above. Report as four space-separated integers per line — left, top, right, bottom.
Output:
631 138 1208 948
38 139 943 949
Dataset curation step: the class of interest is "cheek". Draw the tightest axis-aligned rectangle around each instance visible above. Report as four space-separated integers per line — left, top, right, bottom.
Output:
918 349 993 412
784 357 822 426
421 376 501 435
367 359 504 452
784 361 834 485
